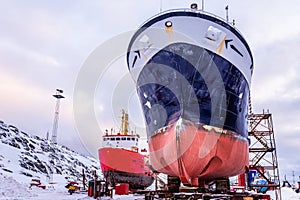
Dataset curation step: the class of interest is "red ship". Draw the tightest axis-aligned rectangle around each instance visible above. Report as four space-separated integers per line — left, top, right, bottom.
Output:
98 110 154 189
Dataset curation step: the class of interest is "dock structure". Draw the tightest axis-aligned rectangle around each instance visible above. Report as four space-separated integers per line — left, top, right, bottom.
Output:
144 188 272 200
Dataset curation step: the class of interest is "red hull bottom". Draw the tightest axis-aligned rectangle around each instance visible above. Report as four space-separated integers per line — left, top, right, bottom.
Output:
98 148 154 189
103 170 154 189
148 119 249 186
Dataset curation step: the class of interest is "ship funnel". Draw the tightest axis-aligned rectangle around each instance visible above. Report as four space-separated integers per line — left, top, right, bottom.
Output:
121 110 129 135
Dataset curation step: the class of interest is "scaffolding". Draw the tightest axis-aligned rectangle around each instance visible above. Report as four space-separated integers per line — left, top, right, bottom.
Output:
248 111 282 200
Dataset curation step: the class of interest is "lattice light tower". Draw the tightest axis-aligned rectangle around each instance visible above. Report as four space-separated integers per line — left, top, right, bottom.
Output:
51 89 64 145
248 111 282 200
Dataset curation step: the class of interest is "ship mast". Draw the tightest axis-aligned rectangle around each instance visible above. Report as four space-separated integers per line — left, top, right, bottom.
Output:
121 109 129 135
225 5 229 22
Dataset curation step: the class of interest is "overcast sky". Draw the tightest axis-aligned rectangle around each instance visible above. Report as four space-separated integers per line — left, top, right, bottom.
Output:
1 0 300 184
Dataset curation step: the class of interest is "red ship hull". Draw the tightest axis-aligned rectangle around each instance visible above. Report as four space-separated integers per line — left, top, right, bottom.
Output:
98 148 154 189
148 119 249 186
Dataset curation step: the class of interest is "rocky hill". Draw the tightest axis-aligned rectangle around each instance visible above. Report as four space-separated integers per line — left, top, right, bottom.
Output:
0 120 100 184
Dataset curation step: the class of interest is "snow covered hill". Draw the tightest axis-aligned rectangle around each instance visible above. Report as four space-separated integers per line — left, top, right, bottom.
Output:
0 120 101 187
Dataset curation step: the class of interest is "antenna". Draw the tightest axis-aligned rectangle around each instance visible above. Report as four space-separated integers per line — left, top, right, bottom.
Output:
201 0 204 10
293 171 295 186
225 5 229 22
46 131 49 140
160 0 162 12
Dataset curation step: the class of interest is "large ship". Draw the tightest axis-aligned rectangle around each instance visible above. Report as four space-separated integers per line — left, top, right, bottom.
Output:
127 4 253 186
98 110 154 189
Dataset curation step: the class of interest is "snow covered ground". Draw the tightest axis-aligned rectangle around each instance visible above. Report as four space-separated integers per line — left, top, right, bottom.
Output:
0 171 299 200
0 172 143 200
268 187 300 200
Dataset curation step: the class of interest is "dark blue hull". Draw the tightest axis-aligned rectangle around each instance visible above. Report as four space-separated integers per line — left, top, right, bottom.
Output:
136 42 249 139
